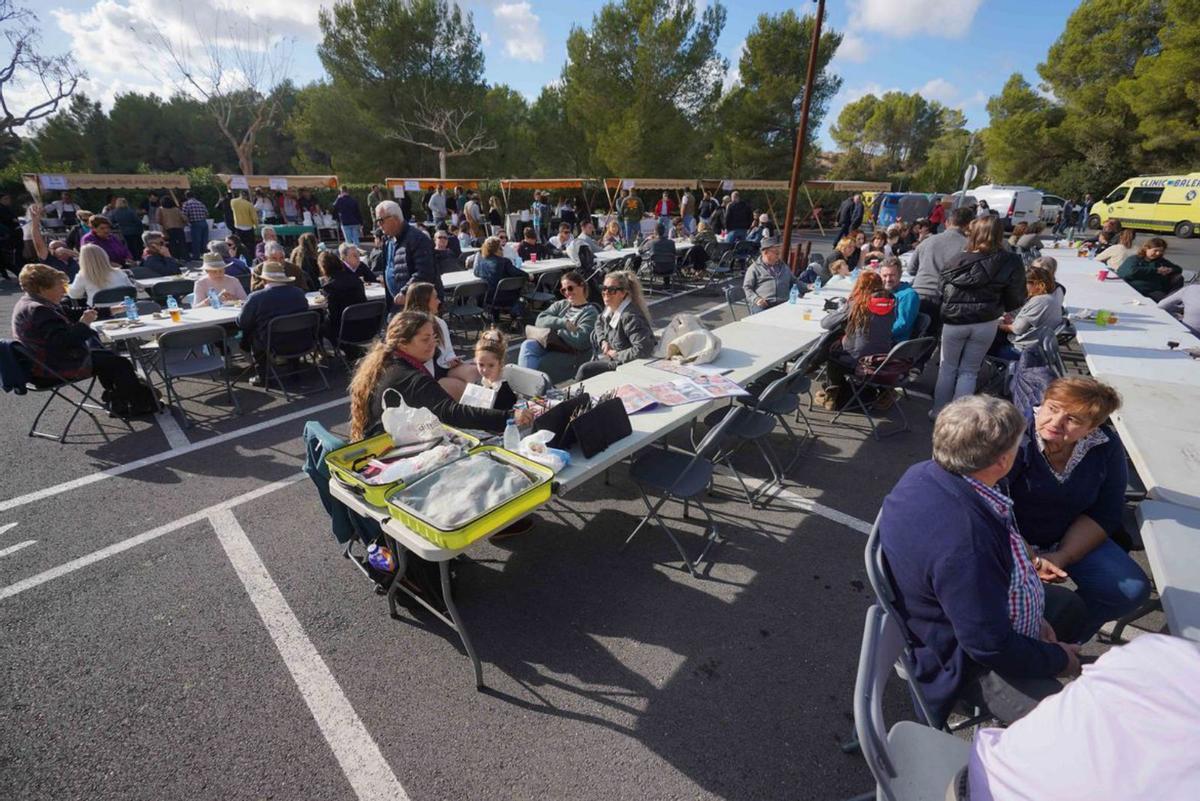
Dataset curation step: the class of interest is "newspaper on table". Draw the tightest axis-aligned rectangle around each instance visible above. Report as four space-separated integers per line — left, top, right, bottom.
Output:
616 384 658 414
645 358 733 378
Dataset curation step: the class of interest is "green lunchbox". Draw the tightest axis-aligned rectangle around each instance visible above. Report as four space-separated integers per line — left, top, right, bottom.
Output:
325 428 479 508
383 446 555 550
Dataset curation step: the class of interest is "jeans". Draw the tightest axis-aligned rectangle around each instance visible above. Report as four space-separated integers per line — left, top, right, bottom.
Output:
518 339 546 370
341 225 361 246
575 359 616 381
1059 538 1152 641
621 220 639 244
682 215 695 235
658 215 671 232
934 318 999 410
188 220 209 260
166 228 187 259
954 584 1084 726
728 228 748 243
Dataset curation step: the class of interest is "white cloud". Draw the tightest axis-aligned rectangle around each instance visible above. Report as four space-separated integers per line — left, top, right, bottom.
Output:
834 33 869 64
722 39 745 92
492 2 546 62
918 77 957 104
847 0 984 39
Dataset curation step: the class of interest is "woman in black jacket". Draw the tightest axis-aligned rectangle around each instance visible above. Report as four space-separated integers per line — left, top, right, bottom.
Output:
317 251 367 355
933 216 1027 413
348 311 533 440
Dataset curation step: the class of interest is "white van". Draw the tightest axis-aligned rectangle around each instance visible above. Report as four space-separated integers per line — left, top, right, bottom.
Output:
969 184 1043 230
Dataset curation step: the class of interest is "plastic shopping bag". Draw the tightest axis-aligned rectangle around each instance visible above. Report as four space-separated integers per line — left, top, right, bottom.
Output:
381 389 444 449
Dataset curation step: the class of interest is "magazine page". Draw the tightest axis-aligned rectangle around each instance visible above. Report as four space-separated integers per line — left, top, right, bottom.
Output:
692 373 750 399
615 384 658 414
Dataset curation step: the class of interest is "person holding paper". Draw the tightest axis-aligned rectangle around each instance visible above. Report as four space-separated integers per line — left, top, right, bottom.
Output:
470 329 517 411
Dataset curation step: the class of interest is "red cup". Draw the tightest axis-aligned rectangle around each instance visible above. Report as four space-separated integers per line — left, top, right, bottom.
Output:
531 253 538 262
1097 270 1107 281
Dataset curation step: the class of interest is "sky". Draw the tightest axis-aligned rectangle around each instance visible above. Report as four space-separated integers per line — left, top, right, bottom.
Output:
24 0 1081 147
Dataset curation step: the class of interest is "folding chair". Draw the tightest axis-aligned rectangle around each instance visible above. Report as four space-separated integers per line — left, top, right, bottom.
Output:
91 286 139 306
736 337 824 462
486 275 529 327
831 337 936 440
4 340 110 442
851 606 970 801
645 252 678 294
147 279 196 308
502 363 552 397
1039 330 1067 377
153 325 240 428
724 283 751 320
699 249 735 293
261 311 329 401
523 269 562 309
446 280 488 338
331 300 387 371
910 312 932 340
625 405 748 577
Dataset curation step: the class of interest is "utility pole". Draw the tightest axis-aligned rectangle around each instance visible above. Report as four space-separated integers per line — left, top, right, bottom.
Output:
781 0 825 271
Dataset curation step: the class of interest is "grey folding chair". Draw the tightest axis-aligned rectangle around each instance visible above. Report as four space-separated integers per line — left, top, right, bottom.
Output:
523 269 562 309
447 280 489 337
626 405 748 578
153 325 240 428
736 336 826 464
1039 330 1067 377
852 606 970 801
701 250 736 293
262 310 329 401
332 300 387 371
831 337 937 440
723 283 751 320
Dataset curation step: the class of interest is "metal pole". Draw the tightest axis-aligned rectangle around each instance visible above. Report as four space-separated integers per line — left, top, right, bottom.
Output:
781 0 825 271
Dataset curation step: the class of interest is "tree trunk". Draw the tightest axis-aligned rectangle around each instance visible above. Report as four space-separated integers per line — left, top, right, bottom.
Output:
237 145 254 178
438 149 447 179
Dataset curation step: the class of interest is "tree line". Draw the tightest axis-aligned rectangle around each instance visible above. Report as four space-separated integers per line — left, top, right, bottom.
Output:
2 0 1197 204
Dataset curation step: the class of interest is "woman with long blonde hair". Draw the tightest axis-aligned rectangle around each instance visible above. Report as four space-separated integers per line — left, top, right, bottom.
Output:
574 270 656 381
66 243 133 305
403 282 478 399
348 311 532 440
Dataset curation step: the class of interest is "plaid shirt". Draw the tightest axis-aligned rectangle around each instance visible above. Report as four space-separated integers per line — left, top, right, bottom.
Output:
964 477 1044 638
181 198 208 223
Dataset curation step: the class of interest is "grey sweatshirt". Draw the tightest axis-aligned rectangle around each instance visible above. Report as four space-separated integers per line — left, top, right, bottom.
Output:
908 227 966 300
1008 293 1063 351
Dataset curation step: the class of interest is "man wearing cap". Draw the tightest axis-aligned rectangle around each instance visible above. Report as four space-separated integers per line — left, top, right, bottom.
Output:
374 199 439 305
139 232 184 277
237 261 309 383
743 235 801 313
193 252 247 306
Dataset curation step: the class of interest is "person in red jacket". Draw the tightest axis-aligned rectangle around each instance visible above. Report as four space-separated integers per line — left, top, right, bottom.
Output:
929 199 946 233
653 191 676 229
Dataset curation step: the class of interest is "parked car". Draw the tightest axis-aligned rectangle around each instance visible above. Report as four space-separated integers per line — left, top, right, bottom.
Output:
967 184 1043 231
1038 194 1066 225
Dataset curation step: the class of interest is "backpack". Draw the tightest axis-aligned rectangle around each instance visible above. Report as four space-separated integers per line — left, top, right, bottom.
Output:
105 379 163 419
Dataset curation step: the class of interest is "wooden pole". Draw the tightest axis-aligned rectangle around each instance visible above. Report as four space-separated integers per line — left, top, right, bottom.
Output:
781 0 825 271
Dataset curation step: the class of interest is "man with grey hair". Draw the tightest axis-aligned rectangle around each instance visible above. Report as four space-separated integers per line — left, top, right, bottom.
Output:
878 395 1085 728
374 199 438 305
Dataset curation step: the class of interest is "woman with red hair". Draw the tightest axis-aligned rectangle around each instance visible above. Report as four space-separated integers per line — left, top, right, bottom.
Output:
814 271 897 410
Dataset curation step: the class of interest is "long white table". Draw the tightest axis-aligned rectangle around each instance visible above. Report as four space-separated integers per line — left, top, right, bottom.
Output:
93 284 386 342
442 257 574 290
1136 501 1200 642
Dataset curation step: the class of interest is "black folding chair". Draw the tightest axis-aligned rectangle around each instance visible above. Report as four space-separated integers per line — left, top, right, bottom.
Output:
331 300 387 371
4 341 112 442
261 311 329 401
831 337 937 440
91 286 139 306
646 253 678 294
147 279 196 308
626 406 749 578
446 280 489 338
724 283 751 320
486 275 529 327
523 269 562 309
700 249 736 293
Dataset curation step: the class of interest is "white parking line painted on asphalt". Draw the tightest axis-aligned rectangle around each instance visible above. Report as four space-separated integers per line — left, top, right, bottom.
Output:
212 509 410 801
0 540 36 559
0 474 307 602
0 397 347 515
713 468 873 535
156 410 190 450
0 522 18 539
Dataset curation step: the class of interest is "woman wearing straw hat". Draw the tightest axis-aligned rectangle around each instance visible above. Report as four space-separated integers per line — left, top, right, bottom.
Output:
193 252 248 307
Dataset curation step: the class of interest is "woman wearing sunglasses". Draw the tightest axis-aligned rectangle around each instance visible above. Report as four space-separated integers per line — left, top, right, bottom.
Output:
574 270 656 381
518 270 599 371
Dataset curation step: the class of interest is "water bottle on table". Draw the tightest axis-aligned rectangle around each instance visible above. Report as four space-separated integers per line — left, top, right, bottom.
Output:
788 285 799 305
166 295 181 322
503 417 521 451
208 288 222 309
123 296 139 322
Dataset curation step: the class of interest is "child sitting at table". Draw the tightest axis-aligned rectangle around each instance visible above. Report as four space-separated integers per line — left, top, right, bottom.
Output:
470 329 517 411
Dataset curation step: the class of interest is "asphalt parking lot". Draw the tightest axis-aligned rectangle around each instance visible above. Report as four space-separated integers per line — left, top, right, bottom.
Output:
0 233 1178 800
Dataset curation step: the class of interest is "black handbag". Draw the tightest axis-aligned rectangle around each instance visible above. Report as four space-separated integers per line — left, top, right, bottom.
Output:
532 391 590 450
562 396 632 458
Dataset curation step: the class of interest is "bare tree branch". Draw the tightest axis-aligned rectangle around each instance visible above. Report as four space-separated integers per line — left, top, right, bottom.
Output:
139 4 292 175
385 90 497 178
0 0 83 134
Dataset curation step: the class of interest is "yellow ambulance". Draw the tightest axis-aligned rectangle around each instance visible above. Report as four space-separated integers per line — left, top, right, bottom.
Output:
1088 173 1200 238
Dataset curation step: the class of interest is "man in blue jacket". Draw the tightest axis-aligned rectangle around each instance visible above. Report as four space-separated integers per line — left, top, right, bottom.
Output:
374 199 439 306
332 187 364 246
879 395 1083 727
237 264 309 385
879 257 920 340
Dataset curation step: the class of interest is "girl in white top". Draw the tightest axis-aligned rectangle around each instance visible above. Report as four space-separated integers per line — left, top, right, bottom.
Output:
1096 228 1136 269
402 281 477 399
67 243 133 305
192 255 248 306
